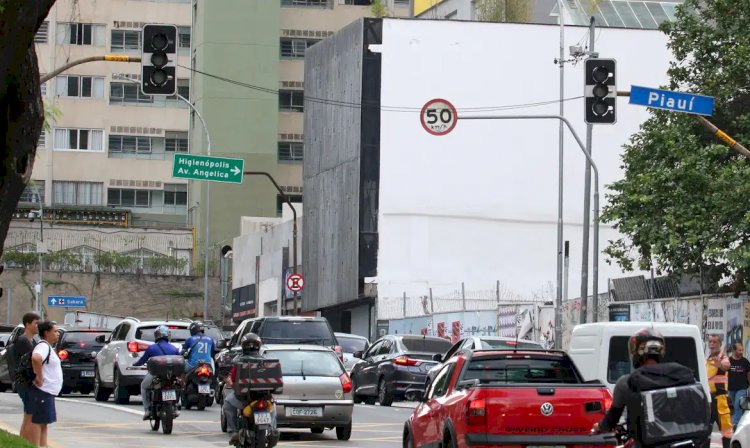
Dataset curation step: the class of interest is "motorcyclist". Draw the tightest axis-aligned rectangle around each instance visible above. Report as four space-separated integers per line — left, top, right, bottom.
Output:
223 333 278 446
591 327 705 447
133 325 181 420
182 321 215 372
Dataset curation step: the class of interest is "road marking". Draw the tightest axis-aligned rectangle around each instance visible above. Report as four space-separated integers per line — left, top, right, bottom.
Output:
56 397 143 416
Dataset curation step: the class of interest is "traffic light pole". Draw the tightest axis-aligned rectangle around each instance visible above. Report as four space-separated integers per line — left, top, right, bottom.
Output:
40 55 138 84
580 17 596 324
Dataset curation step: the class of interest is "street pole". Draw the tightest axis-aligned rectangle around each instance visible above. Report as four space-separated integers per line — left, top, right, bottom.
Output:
580 17 596 324
6 289 11 324
563 240 570 303
30 185 44 315
555 0 566 349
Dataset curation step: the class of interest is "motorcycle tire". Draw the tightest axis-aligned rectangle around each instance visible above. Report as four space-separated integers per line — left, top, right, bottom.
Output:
197 396 206 411
220 408 228 433
254 429 267 448
162 403 174 435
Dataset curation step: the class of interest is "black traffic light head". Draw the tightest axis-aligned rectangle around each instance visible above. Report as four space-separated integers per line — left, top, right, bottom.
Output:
584 58 616 125
141 24 177 96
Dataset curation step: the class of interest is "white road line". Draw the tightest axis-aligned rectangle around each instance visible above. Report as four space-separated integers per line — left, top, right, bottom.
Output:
56 397 144 416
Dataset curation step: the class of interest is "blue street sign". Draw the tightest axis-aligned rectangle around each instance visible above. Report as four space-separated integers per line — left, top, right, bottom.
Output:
48 296 86 308
629 85 714 116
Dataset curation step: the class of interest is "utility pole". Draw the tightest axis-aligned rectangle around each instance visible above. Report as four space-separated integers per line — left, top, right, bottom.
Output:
555 0 566 349
579 17 596 324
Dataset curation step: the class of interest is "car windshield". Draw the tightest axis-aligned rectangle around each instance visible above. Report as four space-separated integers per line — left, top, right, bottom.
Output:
261 321 335 346
463 356 581 384
266 350 343 377
401 337 453 354
204 327 224 343
136 325 191 343
480 339 543 350
61 331 109 349
337 336 368 353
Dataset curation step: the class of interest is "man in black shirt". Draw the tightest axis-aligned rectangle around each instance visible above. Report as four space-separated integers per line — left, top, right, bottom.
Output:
729 342 750 428
10 312 40 444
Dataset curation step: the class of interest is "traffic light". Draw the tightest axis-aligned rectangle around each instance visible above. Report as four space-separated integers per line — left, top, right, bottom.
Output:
584 58 616 125
141 24 177 95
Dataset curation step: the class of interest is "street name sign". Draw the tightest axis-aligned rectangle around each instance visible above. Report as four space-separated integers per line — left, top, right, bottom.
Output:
421 98 458 136
629 85 714 116
172 154 244 184
48 296 86 308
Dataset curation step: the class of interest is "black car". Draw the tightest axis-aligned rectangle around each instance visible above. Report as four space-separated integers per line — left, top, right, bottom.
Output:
0 325 24 392
349 334 453 406
55 327 111 395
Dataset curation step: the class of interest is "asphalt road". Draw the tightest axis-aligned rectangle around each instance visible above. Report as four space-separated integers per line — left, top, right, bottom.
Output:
0 392 412 448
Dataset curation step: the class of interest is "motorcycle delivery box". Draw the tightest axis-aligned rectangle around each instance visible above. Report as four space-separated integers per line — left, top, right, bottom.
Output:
233 358 283 397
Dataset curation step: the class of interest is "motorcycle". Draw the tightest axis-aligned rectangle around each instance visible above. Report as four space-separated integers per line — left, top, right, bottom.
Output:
183 360 215 410
598 424 700 448
225 389 279 448
129 355 184 435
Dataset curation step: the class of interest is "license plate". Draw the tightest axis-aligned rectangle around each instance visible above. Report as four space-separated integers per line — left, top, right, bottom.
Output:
162 389 177 401
80 371 95 377
287 407 323 417
198 384 210 394
254 411 272 425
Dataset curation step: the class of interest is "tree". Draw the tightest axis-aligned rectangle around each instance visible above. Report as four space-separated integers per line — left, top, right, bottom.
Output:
0 0 58 263
474 0 532 23
601 0 750 292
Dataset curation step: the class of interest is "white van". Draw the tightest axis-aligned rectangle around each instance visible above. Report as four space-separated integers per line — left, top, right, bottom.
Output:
568 322 710 399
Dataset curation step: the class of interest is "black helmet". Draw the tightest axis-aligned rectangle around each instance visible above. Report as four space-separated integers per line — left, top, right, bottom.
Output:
629 327 666 368
189 321 204 336
154 325 170 342
241 333 262 354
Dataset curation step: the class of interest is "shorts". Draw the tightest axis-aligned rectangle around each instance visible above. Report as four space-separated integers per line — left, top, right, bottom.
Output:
29 386 57 425
15 382 32 414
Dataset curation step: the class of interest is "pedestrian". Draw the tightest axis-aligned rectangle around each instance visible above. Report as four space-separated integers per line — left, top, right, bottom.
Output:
706 334 733 448
729 341 750 428
28 320 62 448
9 311 40 444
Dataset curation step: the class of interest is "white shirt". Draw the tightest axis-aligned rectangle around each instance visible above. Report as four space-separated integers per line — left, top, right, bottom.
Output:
33 341 62 396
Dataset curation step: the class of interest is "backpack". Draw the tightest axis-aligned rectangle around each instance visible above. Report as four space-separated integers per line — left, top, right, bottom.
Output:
628 362 711 447
15 341 51 384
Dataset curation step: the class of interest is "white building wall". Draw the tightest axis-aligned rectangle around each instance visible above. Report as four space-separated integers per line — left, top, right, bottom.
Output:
375 19 668 302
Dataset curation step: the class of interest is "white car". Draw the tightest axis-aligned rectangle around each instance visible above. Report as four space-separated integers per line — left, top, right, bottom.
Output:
94 318 190 404
334 332 370 373
733 398 750 448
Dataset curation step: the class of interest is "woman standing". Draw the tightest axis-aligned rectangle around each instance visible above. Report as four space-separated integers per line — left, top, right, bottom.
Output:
28 320 62 448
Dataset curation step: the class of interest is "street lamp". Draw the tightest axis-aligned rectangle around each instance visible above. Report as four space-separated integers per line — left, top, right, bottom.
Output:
28 185 44 315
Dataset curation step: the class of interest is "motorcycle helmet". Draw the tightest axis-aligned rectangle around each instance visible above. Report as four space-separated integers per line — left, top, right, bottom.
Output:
629 327 666 369
241 333 262 355
154 325 171 342
189 321 204 336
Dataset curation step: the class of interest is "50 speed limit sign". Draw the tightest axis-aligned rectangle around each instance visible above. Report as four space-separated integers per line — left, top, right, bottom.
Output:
421 98 458 136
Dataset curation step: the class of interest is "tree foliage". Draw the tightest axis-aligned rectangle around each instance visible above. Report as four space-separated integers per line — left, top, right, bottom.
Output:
474 0 532 23
601 0 750 290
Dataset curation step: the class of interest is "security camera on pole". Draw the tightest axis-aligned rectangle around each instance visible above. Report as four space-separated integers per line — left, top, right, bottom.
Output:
141 24 177 96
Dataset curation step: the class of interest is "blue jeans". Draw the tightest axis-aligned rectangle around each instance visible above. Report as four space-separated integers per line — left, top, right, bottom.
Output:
729 388 747 427
140 373 153 412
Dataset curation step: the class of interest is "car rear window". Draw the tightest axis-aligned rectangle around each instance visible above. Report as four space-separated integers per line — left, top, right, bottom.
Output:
204 327 224 343
61 331 109 348
260 321 335 345
607 336 699 384
463 356 581 384
337 336 368 353
266 350 343 377
401 337 453 354
480 339 543 350
136 325 191 343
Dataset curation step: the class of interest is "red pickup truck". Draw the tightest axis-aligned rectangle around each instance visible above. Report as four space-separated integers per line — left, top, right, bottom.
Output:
403 349 616 448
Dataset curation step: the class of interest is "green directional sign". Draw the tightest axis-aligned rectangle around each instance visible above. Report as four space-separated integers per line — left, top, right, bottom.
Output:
172 153 244 184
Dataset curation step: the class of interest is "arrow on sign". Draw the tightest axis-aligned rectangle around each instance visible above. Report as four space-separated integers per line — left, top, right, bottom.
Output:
51 299 57 305
231 166 241 176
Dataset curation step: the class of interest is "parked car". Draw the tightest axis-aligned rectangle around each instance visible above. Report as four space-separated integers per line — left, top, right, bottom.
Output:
0 332 11 348
402 349 616 448
0 325 24 392
263 344 353 440
733 397 750 448
334 332 370 373
349 334 453 406
427 336 544 383
55 327 111 395
94 318 190 404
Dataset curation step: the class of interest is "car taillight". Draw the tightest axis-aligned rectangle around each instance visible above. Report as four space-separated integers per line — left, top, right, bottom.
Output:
467 398 487 426
603 395 613 411
58 350 69 361
392 356 420 366
339 373 352 394
127 341 150 353
197 365 211 377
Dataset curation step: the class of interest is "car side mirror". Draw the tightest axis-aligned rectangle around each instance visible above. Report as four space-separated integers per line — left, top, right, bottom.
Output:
741 397 750 411
414 390 426 402
95 335 105 343
432 353 443 362
353 351 363 359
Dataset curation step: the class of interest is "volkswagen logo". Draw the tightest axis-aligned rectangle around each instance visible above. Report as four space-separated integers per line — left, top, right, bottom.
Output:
540 402 554 416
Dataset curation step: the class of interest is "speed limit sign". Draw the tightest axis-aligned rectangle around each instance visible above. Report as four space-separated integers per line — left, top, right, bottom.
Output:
421 98 458 136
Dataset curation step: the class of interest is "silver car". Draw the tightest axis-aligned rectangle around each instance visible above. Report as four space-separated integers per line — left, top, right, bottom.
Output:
262 344 354 441
334 332 370 373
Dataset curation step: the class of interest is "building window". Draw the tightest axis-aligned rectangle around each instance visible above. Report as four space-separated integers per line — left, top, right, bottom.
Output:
38 130 46 149
19 181 46 204
111 29 141 51
109 135 153 154
167 79 190 102
35 22 49 43
57 23 106 46
165 131 189 152
279 90 304 112
343 0 371 4
276 194 303 216
40 79 47 96
163 184 187 206
178 27 191 49
280 38 319 59
53 128 104 152
394 0 409 5
53 181 103 206
55 75 105 98
110 82 153 104
278 142 303 162
108 188 151 207
281 0 327 6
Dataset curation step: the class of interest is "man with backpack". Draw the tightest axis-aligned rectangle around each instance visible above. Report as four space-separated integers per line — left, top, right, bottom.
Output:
10 312 40 444
28 320 62 448
592 328 711 448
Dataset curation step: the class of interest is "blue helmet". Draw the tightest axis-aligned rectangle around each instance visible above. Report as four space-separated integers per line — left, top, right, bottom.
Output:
154 325 170 342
